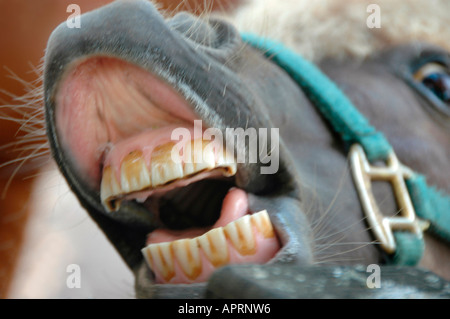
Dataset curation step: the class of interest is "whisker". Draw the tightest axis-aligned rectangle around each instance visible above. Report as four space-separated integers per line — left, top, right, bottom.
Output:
0 62 48 198
314 241 376 265
313 214 369 244
313 257 365 265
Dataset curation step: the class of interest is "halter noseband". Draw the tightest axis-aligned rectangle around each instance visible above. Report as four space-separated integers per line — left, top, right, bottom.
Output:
242 33 450 266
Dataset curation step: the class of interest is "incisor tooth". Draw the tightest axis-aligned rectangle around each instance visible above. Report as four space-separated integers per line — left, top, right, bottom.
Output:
251 210 275 238
216 147 237 176
172 239 202 280
151 142 184 187
120 151 151 193
100 166 122 211
195 145 216 171
183 139 216 176
142 242 175 282
224 214 256 255
197 228 229 267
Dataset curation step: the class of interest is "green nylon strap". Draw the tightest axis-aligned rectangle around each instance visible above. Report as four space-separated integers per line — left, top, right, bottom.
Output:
406 174 450 244
241 33 392 162
390 232 425 266
242 33 450 265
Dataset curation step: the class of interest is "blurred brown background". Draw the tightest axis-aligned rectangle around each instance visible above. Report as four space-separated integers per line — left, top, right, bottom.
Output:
0 0 238 298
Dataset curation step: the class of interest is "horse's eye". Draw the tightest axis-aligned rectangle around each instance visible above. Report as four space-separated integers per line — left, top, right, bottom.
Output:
413 63 450 104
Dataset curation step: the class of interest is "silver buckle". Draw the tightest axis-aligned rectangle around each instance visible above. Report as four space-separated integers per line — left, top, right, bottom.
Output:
349 144 429 254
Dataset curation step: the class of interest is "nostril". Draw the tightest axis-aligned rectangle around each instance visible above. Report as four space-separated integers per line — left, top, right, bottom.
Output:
166 12 242 62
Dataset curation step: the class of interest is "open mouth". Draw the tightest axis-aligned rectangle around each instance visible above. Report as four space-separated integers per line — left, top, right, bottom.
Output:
54 56 281 285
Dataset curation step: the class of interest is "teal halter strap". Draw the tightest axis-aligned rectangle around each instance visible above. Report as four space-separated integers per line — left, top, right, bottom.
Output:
242 33 450 266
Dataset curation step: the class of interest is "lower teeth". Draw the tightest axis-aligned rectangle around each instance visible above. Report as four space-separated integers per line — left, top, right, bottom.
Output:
141 210 277 283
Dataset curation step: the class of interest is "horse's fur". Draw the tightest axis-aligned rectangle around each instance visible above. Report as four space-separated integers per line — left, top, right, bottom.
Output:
225 0 450 61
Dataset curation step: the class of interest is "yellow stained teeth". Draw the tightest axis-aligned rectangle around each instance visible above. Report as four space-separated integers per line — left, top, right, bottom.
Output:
224 214 256 255
141 210 274 282
100 139 237 212
151 142 184 187
120 151 151 193
172 239 202 280
143 242 175 282
183 139 216 176
216 147 237 177
251 210 275 238
100 166 122 211
197 228 229 267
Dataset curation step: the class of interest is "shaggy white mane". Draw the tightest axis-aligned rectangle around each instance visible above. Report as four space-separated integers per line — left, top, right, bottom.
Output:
222 0 450 61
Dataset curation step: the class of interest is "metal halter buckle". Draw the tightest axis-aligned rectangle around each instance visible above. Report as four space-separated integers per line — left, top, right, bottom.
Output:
349 144 429 254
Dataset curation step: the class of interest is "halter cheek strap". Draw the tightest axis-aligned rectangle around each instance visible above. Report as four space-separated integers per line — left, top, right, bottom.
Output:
242 33 450 266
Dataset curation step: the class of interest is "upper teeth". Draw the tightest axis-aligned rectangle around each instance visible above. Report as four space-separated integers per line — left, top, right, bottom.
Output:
100 139 237 211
